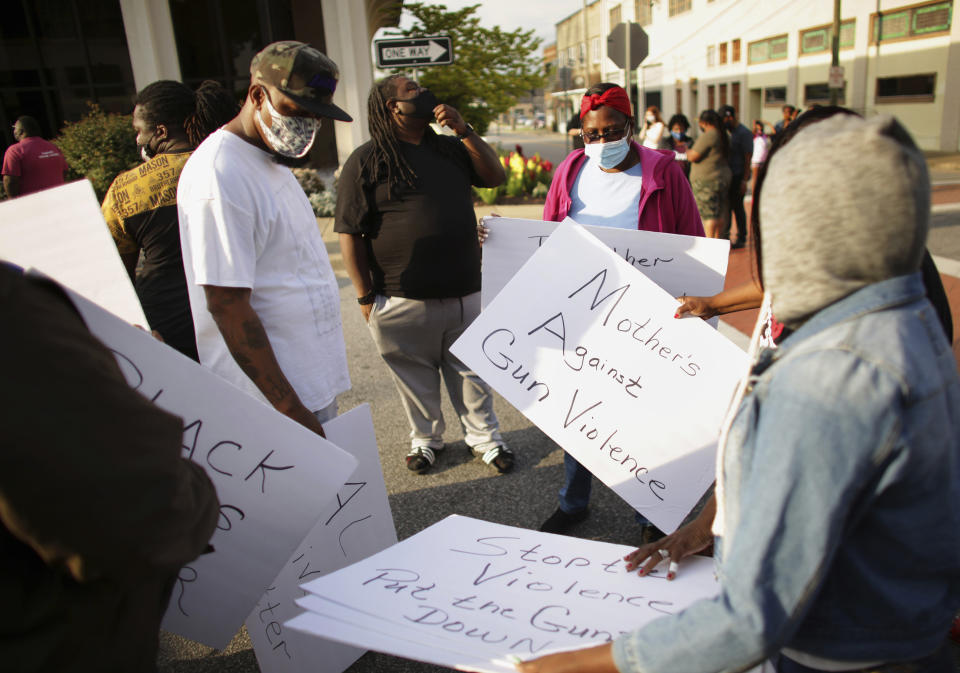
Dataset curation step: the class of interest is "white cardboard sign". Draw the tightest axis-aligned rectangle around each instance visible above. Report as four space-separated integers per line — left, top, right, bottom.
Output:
64 288 359 649
0 181 148 326
247 404 398 673
480 217 729 313
453 225 747 532
286 515 720 672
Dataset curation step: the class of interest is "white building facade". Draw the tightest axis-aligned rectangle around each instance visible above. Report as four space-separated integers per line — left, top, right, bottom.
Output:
553 0 959 151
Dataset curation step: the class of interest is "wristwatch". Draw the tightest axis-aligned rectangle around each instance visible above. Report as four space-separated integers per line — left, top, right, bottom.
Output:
456 123 475 139
357 290 376 305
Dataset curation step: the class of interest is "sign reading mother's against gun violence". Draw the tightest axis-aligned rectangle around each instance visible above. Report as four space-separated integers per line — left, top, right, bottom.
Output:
479 217 730 317
285 515 720 673
63 288 359 650
453 225 747 532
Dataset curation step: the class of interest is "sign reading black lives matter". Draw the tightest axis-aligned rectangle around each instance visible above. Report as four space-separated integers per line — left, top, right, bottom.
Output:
453 225 747 533
64 290 359 649
375 35 453 68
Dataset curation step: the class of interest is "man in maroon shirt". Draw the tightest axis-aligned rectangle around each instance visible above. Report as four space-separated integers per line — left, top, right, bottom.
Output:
2 116 68 198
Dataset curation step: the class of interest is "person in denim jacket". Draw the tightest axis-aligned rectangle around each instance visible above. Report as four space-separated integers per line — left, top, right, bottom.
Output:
517 115 959 672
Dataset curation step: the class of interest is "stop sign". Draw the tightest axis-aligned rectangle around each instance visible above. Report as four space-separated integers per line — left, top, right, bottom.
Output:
607 22 648 70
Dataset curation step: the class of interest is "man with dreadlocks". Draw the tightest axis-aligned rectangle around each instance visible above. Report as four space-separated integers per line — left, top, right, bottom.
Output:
101 79 236 360
336 74 512 475
177 42 352 439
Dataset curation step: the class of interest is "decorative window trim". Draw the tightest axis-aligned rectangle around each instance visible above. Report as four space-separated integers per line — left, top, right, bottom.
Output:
869 1 952 44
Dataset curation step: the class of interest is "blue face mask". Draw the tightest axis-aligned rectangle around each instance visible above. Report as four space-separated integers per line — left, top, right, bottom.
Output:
583 136 631 169
671 131 683 140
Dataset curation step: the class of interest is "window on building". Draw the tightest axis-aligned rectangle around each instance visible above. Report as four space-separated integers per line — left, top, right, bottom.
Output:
568 45 577 64
579 42 586 65
871 1 951 43
592 36 601 64
731 81 740 111
805 82 846 105
610 4 622 26
732 38 741 61
719 42 728 64
669 0 692 16
635 0 652 26
708 84 716 109
0 0 136 150
707 44 716 67
800 19 856 54
170 0 295 94
876 73 936 102
719 83 728 106
764 86 787 106
748 34 789 64
676 86 683 113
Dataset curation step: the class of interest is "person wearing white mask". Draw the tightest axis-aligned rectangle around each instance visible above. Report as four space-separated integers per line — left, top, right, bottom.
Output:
177 41 353 438
640 105 666 149
539 83 704 536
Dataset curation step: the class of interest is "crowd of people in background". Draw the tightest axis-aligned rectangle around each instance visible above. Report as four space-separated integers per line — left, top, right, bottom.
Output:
1 37 958 673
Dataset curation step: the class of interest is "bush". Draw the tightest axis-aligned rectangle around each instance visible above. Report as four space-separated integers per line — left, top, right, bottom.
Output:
293 167 336 217
55 103 139 201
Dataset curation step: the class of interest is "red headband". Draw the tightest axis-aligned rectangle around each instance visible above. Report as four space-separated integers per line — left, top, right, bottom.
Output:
580 87 632 119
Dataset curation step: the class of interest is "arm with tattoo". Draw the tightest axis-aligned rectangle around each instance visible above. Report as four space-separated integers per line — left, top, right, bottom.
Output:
202 285 326 437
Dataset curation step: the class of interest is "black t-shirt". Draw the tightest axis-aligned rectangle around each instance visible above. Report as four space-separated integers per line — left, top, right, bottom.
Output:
101 151 197 360
335 134 482 299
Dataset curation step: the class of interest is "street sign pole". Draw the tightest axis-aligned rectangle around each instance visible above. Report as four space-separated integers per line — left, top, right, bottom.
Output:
625 21 632 123
830 0 841 106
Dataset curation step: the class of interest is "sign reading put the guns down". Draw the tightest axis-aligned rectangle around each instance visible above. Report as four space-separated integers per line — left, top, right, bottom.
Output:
453 225 747 532
285 515 721 673
63 289 359 649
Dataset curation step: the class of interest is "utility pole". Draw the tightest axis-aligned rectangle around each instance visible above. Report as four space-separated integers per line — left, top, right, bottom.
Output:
625 21 632 118
830 0 841 106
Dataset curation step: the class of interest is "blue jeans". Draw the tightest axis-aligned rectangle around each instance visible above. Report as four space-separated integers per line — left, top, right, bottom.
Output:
559 452 652 525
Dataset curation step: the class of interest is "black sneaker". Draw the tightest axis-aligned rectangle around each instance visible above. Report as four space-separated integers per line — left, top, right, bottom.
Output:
539 507 589 535
405 446 437 474
478 445 515 474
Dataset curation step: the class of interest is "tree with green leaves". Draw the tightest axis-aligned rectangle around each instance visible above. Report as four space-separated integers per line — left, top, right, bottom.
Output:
388 3 544 134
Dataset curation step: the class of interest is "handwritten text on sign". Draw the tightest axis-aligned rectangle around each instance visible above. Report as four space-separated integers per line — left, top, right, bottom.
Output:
65 289 358 649
286 515 720 673
479 217 729 315
454 225 747 532
247 404 397 673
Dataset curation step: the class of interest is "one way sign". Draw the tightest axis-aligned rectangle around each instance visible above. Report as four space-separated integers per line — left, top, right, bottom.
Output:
375 36 454 68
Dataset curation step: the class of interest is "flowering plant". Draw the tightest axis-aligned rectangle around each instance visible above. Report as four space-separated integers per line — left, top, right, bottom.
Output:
473 144 553 205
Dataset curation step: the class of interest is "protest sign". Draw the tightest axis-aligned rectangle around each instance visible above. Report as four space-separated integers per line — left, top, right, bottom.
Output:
286 515 720 672
63 288 359 649
247 404 397 673
0 181 147 325
480 217 729 317
453 225 747 532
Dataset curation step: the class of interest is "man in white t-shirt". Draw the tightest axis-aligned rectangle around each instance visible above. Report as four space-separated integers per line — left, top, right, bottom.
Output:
177 41 353 437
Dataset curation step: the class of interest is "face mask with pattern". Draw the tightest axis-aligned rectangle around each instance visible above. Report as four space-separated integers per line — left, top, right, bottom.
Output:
256 89 320 158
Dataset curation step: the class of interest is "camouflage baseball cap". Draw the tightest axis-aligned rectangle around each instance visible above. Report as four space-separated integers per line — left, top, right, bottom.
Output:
250 41 352 122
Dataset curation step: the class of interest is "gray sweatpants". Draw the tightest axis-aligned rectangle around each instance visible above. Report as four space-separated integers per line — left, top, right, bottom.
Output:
367 291 502 452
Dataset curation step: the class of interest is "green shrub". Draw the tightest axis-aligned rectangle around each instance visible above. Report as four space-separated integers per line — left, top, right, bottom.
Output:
55 103 139 201
473 184 505 205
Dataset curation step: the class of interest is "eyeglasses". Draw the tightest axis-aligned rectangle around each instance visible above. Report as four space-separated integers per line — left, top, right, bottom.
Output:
581 123 630 143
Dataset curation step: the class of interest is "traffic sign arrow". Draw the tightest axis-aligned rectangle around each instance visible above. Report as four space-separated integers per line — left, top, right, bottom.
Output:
375 36 454 68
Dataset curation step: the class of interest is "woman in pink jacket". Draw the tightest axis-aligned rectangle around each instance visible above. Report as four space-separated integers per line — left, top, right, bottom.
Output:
539 83 705 538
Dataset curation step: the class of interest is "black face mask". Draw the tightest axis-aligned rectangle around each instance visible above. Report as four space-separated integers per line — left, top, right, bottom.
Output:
399 90 439 120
